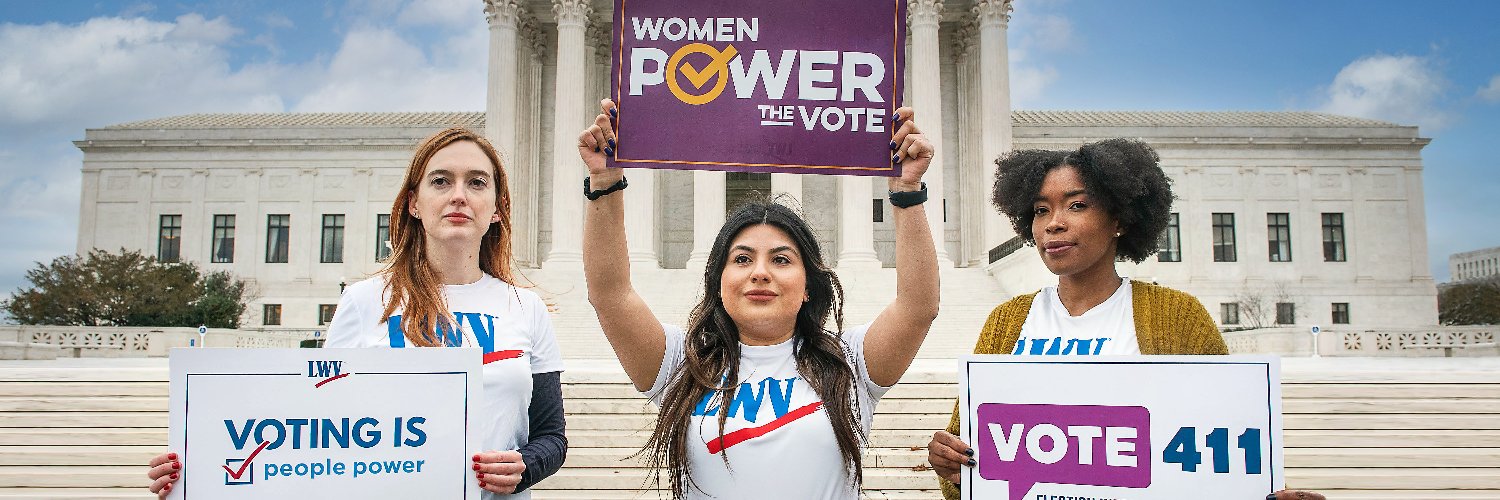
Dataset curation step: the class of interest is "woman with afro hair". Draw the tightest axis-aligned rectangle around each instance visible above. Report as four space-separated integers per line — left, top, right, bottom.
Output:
926 138 1324 500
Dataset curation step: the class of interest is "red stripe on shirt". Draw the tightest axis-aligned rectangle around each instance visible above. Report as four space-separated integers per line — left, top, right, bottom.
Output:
706 401 823 454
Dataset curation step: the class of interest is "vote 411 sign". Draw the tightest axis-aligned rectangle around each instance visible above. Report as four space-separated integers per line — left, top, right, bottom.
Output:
167 348 481 499
959 355 1284 499
609 0 905 176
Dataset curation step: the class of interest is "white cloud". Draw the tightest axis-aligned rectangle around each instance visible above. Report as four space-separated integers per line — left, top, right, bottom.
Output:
293 25 486 112
1317 54 1449 129
1478 74 1500 103
0 16 287 129
1005 6 1074 109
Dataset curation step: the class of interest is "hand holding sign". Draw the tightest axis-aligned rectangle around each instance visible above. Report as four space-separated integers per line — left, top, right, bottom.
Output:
146 452 181 499
472 450 525 495
889 107 933 192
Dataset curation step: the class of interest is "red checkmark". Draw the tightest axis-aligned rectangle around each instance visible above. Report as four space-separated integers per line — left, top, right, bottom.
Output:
222 440 271 480
706 401 823 454
483 350 524 364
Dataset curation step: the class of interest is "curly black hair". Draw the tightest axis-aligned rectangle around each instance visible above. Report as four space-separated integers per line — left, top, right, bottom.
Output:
991 138 1174 263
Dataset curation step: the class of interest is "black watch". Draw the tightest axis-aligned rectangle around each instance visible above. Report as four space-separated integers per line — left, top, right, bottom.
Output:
888 182 928 208
584 175 628 200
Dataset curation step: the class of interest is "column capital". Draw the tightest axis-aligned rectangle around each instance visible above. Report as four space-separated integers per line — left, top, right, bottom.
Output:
588 20 611 59
520 16 546 55
483 0 524 27
908 0 944 27
552 0 593 28
973 0 1013 27
952 19 977 55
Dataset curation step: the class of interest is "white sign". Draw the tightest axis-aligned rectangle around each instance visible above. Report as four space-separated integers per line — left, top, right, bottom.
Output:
959 355 1284 500
168 348 482 500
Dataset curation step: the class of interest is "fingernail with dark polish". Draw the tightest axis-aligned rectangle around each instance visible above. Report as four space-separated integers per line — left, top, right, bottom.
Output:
964 448 974 457
607 138 616 149
594 145 600 153
173 461 180 470
472 454 481 462
168 453 177 460
892 155 901 164
472 463 481 471
1265 495 1276 500
889 141 898 150
609 108 617 118
604 146 614 156
170 473 178 480
965 458 976 467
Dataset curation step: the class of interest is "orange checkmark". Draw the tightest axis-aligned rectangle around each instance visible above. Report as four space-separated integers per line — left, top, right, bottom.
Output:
678 45 738 89
222 440 271 480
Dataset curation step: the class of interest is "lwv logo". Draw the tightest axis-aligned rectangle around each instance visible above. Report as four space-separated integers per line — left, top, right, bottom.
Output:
307 360 344 378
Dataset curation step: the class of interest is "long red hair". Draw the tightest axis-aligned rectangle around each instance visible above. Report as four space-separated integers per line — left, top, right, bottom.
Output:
379 127 514 346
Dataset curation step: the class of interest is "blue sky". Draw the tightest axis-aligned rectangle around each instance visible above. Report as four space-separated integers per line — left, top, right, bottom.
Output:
0 0 1497 300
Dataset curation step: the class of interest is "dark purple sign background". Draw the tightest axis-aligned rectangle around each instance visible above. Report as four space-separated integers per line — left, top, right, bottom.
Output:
610 0 906 176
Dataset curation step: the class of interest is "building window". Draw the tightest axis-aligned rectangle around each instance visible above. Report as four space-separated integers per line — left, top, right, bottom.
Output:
1322 213 1346 262
375 214 392 261
1212 213 1237 262
266 215 290 263
1332 302 1350 324
1275 302 1296 325
321 214 345 264
158 215 182 263
1267 213 1292 262
318 304 337 326
262 304 282 326
872 199 884 223
1221 303 1240 325
211 215 235 263
1157 213 1181 262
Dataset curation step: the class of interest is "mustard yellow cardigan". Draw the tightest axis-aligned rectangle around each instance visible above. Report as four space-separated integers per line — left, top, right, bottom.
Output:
938 280 1228 499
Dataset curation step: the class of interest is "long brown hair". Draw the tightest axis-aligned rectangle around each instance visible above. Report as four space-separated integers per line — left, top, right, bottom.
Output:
643 200 865 498
379 127 514 346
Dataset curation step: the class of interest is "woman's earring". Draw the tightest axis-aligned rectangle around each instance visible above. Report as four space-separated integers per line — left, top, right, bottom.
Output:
1114 231 1121 238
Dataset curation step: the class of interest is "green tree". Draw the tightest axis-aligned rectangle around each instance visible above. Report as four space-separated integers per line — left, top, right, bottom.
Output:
1 248 250 327
1438 277 1500 325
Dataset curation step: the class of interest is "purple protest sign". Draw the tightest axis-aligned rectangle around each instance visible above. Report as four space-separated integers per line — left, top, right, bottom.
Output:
609 0 906 176
975 403 1153 500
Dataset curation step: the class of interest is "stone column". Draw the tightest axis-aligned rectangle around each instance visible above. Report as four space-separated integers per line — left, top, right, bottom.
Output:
625 170 659 265
838 176 880 269
954 21 985 267
544 0 592 267
771 173 803 208
685 170 726 270
909 0 952 267
975 0 1015 252
484 0 538 266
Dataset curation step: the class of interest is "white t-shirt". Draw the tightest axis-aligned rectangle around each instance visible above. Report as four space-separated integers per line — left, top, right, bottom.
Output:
644 323 890 500
1010 279 1140 356
326 274 563 500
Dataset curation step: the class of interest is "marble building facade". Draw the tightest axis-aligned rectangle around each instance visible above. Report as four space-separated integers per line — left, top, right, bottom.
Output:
73 0 1439 328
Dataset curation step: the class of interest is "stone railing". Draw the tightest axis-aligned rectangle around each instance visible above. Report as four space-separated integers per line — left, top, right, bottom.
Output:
1224 325 1499 357
0 325 324 358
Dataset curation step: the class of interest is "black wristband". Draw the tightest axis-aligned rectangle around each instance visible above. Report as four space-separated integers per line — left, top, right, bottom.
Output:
888 182 928 208
584 175 628 200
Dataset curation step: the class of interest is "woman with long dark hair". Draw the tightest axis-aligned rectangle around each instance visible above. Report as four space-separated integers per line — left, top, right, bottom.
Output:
577 99 940 499
146 128 567 499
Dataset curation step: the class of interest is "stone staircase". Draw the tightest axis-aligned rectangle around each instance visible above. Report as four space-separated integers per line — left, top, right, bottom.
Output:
2 357 1499 498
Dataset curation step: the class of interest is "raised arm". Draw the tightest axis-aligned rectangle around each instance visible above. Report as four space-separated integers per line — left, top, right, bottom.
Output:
863 107 941 387
579 98 667 392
